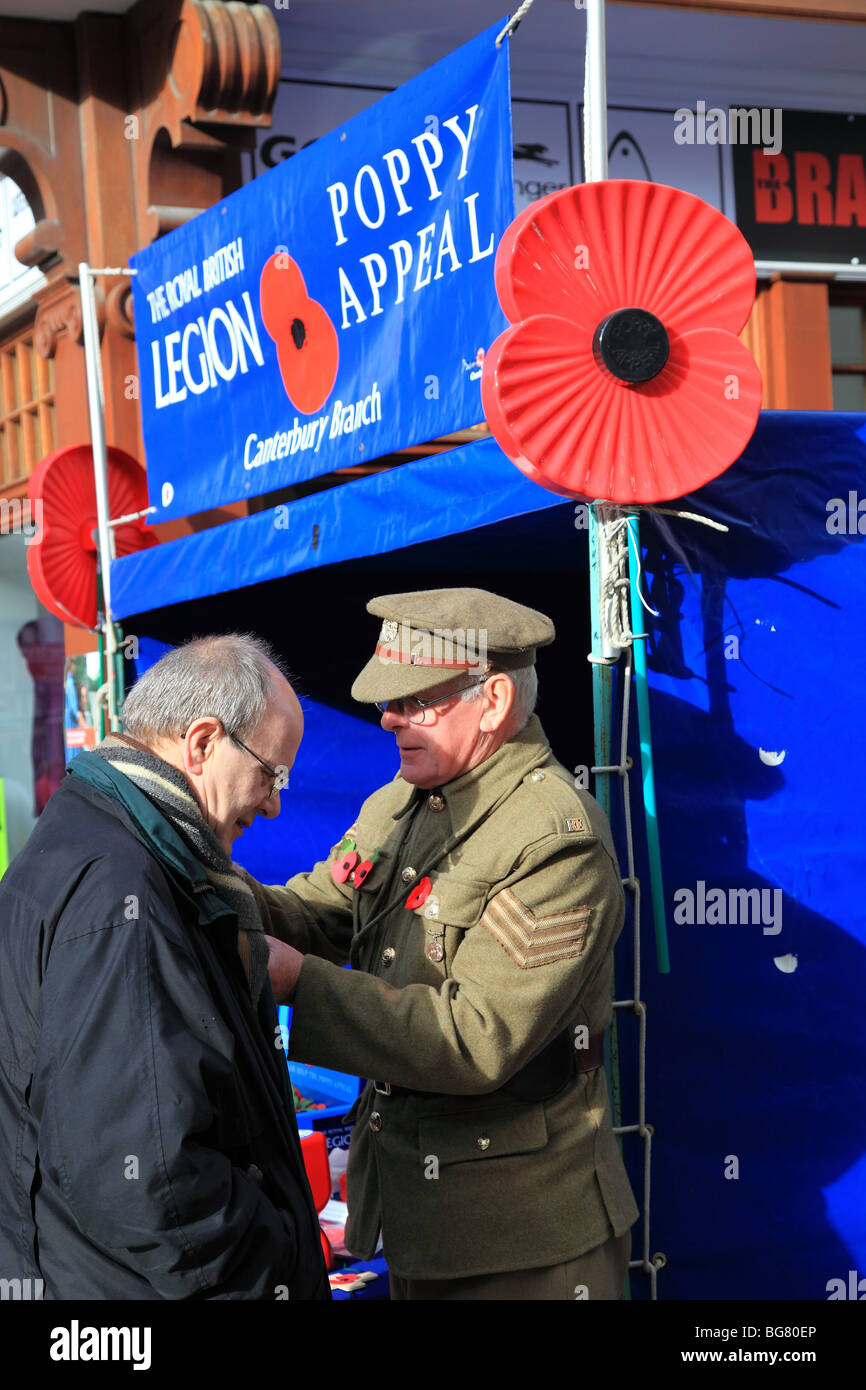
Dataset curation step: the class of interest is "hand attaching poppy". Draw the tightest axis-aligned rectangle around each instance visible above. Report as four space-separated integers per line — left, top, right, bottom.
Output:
259 253 339 414
481 180 762 504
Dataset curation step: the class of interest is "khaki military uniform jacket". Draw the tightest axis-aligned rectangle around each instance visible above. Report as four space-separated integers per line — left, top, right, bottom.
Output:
251 716 639 1280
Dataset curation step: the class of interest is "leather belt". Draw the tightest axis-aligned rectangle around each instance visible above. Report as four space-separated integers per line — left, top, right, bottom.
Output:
374 1030 605 1100
373 1081 436 1097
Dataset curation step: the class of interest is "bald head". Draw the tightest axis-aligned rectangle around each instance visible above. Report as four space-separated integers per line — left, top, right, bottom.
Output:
122 633 294 744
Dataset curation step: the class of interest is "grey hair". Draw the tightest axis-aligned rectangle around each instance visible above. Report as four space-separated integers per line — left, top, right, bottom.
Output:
121 633 289 743
461 666 538 731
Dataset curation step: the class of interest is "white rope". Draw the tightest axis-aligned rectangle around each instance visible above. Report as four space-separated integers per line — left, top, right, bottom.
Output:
593 506 659 655
495 0 538 47
598 505 730 654
647 506 730 533
624 516 659 619
604 513 632 650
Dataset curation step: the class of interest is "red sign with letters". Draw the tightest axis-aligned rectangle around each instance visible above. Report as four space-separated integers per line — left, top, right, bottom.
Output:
732 109 865 264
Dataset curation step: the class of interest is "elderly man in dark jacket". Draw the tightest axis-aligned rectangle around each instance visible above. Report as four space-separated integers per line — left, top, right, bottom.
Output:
0 634 329 1301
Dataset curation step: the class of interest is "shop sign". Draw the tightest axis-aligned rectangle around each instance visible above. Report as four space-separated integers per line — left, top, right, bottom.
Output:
731 109 866 265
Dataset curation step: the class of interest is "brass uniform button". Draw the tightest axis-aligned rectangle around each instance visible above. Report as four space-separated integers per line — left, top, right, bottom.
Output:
370 1112 383 1132
476 1136 491 1151
428 794 445 812
530 768 545 781
401 867 417 884
381 946 396 966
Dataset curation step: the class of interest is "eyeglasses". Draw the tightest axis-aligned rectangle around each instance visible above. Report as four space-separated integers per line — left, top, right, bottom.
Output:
230 732 288 798
375 676 490 725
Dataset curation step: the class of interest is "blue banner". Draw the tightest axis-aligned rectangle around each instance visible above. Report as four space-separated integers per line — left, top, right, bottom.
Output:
130 20 514 523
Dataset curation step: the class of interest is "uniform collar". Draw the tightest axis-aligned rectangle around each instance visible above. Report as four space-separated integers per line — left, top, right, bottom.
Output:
423 715 551 829
391 779 426 820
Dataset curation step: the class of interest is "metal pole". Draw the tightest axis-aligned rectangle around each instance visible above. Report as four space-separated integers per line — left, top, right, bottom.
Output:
79 264 114 620
755 260 866 280
582 3 633 1301
585 0 608 184
96 595 107 743
584 1 612 813
628 514 671 974
79 263 120 731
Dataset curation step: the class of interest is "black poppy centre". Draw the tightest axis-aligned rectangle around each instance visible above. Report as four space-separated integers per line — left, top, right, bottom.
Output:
290 317 306 350
592 307 669 383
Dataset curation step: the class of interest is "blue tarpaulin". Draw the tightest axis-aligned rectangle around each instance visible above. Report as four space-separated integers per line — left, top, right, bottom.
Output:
123 411 866 1300
110 436 559 620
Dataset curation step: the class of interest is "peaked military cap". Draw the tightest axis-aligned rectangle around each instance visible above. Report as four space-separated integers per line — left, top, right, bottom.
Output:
351 587 555 703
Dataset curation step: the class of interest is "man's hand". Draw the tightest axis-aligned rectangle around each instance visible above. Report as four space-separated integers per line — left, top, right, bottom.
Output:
265 934 305 1004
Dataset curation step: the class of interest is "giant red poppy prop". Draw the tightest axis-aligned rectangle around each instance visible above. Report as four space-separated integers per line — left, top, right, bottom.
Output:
481 180 762 504
27 445 156 629
260 253 339 414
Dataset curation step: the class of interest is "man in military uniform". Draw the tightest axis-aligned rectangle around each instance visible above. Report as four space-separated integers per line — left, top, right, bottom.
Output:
254 588 639 1299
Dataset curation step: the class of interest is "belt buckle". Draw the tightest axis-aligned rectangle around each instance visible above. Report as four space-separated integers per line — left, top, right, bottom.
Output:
373 1080 391 1096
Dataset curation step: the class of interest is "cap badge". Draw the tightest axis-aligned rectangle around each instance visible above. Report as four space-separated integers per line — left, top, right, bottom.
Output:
380 619 399 645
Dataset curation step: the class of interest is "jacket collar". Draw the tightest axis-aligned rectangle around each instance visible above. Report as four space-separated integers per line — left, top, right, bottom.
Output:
66 753 235 928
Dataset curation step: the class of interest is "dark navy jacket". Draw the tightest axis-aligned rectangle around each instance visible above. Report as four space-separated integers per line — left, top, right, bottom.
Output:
0 774 329 1300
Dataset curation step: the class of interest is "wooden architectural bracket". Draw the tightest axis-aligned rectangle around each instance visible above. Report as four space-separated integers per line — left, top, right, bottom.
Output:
33 283 86 359
128 0 281 251
105 281 137 341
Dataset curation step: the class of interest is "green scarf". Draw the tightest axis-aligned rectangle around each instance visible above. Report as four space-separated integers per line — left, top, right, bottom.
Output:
67 735 269 1004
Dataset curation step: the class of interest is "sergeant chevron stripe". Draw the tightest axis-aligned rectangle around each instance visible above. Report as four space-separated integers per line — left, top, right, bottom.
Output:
482 888 590 968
